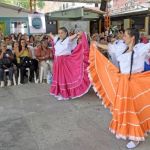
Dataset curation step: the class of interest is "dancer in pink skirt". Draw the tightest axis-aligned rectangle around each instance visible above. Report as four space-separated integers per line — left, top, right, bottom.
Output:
49 27 91 100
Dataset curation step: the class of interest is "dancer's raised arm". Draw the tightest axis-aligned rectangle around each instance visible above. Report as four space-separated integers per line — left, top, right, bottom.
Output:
69 33 78 41
92 41 108 50
69 32 82 41
49 32 55 40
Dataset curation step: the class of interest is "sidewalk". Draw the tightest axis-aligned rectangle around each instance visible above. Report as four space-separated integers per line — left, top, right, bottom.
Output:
0 83 149 150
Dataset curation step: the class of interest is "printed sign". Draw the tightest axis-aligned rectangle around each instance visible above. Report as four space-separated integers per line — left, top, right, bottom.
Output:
28 13 46 34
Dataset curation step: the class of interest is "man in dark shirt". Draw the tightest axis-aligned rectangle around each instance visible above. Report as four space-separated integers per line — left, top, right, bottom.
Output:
0 42 14 87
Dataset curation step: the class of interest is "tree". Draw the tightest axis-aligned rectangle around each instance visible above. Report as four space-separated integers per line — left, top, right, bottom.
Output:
2 0 45 10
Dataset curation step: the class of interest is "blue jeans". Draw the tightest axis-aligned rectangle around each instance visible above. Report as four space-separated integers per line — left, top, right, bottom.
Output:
0 67 14 81
144 62 150 71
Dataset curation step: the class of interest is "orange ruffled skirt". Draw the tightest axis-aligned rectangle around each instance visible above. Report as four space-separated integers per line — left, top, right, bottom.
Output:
88 44 150 141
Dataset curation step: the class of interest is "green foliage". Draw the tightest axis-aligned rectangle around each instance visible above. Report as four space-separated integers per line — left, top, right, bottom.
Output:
2 0 45 9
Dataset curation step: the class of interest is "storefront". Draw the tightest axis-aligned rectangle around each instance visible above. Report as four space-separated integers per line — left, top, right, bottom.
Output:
110 0 150 35
46 7 104 35
111 10 150 35
0 2 30 35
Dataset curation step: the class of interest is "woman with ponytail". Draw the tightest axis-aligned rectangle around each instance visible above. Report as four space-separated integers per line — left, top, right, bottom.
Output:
89 28 150 149
49 27 90 100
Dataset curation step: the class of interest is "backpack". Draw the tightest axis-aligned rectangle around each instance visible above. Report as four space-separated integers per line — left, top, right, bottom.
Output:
2 50 13 68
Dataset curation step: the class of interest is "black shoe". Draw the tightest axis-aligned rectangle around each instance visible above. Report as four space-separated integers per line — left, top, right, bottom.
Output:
20 80 24 84
29 77 34 82
42 79 47 83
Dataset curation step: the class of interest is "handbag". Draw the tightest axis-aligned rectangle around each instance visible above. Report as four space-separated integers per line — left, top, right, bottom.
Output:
20 56 33 68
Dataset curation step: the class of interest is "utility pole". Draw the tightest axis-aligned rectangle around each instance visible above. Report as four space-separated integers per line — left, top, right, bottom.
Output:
104 0 111 29
30 0 37 13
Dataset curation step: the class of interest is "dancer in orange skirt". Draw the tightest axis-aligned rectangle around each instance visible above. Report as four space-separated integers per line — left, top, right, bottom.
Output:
88 28 150 149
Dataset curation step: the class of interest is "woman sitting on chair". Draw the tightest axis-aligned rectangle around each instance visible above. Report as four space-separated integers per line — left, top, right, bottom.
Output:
17 39 35 84
0 41 14 87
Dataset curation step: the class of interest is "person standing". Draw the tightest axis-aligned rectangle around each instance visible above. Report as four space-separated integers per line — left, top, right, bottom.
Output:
49 27 91 100
0 42 14 87
89 28 150 149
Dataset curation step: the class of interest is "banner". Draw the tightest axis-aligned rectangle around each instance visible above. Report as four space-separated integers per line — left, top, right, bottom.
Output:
28 13 46 34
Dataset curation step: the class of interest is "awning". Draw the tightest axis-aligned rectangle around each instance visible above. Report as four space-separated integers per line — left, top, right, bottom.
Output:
0 2 30 13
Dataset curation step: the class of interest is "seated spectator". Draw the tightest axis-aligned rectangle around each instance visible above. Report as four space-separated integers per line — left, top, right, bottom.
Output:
35 40 53 83
18 39 35 84
12 41 21 83
100 37 106 44
12 41 19 65
17 33 22 42
91 33 100 42
4 36 12 50
24 33 29 42
10 33 17 42
140 33 148 44
0 42 14 87
27 39 39 81
29 35 36 47
0 28 4 42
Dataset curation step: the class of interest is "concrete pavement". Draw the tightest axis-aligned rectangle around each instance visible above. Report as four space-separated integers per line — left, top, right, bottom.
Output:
0 83 149 150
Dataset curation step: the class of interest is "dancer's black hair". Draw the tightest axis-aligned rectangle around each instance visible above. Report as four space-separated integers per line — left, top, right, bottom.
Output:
55 27 69 44
125 28 139 80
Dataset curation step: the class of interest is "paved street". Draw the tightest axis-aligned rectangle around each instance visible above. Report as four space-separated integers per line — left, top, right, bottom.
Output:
0 83 149 150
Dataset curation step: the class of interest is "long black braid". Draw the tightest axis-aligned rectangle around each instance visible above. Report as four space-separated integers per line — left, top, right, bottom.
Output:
126 28 139 80
129 50 134 80
118 46 129 73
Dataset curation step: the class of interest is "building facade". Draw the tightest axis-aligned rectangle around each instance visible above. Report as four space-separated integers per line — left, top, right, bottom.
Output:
39 1 99 13
0 3 30 35
109 0 150 35
112 0 148 10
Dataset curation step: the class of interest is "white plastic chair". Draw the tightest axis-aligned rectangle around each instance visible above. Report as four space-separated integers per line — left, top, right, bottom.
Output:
39 60 53 83
39 66 44 83
4 69 16 86
18 68 38 85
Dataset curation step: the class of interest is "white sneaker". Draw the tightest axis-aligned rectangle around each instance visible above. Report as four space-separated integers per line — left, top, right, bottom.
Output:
57 95 64 101
126 141 140 149
0 81 5 88
35 79 39 84
18 83 23 86
7 80 11 86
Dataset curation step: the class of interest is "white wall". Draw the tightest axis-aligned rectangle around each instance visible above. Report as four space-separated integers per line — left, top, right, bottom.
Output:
0 6 29 17
40 1 98 13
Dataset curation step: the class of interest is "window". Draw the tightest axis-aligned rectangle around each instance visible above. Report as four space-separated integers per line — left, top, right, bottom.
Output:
66 3 68 8
63 4 65 10
131 16 145 30
10 21 28 34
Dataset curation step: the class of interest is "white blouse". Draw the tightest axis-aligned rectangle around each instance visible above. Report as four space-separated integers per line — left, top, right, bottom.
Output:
117 43 150 74
54 36 77 56
28 45 36 59
108 40 127 67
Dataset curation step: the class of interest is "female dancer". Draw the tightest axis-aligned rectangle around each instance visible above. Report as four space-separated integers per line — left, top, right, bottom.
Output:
49 27 91 100
89 28 150 149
